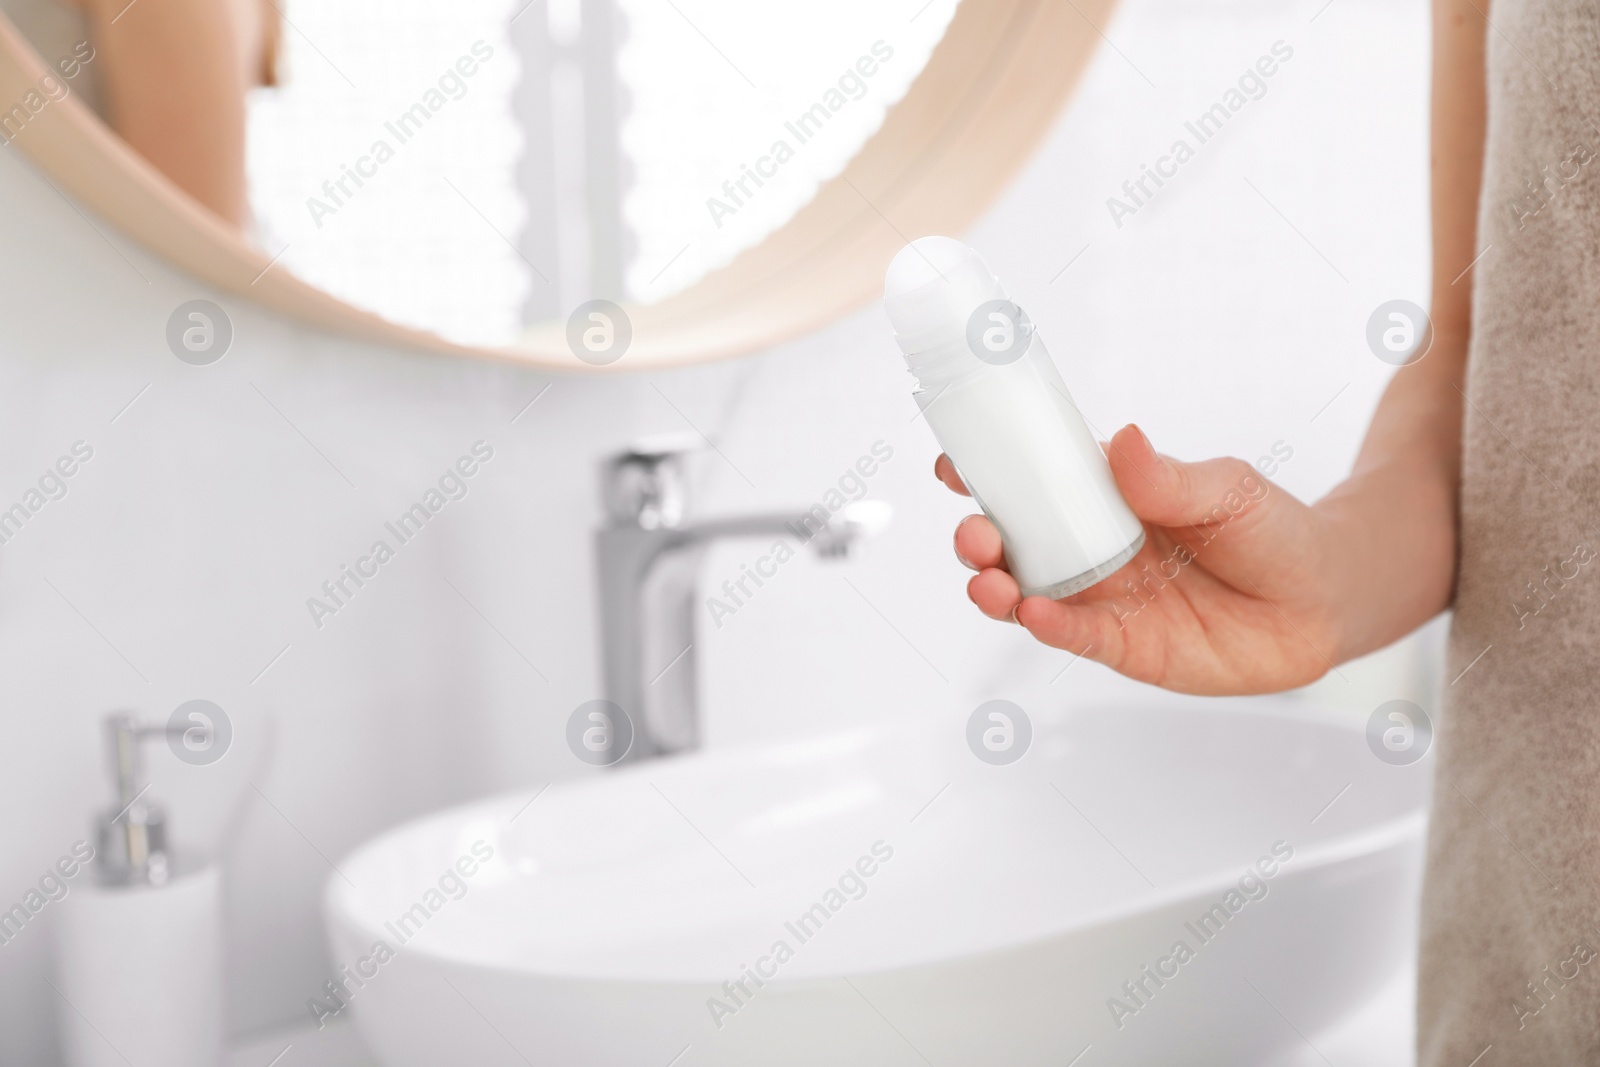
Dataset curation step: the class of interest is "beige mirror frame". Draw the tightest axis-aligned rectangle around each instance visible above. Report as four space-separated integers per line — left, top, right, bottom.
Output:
0 0 1113 370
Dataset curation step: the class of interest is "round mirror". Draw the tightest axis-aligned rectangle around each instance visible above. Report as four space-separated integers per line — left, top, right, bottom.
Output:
0 0 1116 368
248 0 963 346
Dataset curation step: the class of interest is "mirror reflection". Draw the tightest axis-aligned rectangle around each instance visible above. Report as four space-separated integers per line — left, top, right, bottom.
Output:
1 0 961 346
0 0 279 225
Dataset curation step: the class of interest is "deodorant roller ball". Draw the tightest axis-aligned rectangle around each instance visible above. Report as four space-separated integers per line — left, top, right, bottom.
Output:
884 237 1144 598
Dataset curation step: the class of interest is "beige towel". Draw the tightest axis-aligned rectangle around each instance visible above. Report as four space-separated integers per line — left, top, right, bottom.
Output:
1419 0 1600 1062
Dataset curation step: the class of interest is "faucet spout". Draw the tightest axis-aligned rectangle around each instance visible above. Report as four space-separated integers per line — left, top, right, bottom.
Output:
593 444 889 762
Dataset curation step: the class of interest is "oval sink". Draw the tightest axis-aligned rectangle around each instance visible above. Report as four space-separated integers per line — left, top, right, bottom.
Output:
325 696 1425 1066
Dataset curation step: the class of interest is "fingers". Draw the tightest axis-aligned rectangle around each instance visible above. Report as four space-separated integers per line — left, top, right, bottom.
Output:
956 515 1015 619
933 454 970 496
1106 425 1275 533
967 568 1021 621
1015 595 1127 662
954 514 1004 571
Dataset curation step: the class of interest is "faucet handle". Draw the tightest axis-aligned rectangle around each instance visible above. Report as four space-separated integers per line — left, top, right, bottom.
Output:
602 434 701 530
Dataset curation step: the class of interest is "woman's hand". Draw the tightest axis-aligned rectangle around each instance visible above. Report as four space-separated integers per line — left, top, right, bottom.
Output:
940 0 1482 698
939 424 1346 695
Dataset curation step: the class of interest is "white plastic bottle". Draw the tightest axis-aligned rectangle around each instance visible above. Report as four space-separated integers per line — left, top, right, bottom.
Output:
884 236 1145 598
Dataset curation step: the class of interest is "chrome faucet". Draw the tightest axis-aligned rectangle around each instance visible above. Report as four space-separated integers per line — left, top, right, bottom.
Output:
595 439 889 762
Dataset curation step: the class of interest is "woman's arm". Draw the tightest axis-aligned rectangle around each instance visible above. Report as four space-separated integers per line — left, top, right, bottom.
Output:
942 0 1488 691
1314 0 1487 661
78 0 267 227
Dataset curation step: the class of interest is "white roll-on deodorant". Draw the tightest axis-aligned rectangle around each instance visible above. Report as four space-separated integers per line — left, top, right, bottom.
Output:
885 236 1144 599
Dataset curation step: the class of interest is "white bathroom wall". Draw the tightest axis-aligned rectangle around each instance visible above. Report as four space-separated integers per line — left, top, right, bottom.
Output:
0 0 1430 1060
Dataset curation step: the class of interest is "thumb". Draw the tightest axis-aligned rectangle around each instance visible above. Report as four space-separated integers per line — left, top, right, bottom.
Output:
1107 425 1278 533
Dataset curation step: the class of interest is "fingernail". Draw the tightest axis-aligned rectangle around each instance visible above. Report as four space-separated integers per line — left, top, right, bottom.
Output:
1130 425 1170 474
953 518 975 569
1010 605 1022 625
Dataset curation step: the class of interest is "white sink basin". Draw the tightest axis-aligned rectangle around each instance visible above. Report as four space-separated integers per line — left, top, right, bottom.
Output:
325 697 1425 1066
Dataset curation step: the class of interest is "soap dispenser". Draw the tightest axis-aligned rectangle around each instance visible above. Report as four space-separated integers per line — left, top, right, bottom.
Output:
95 714 173 886
55 712 224 1067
